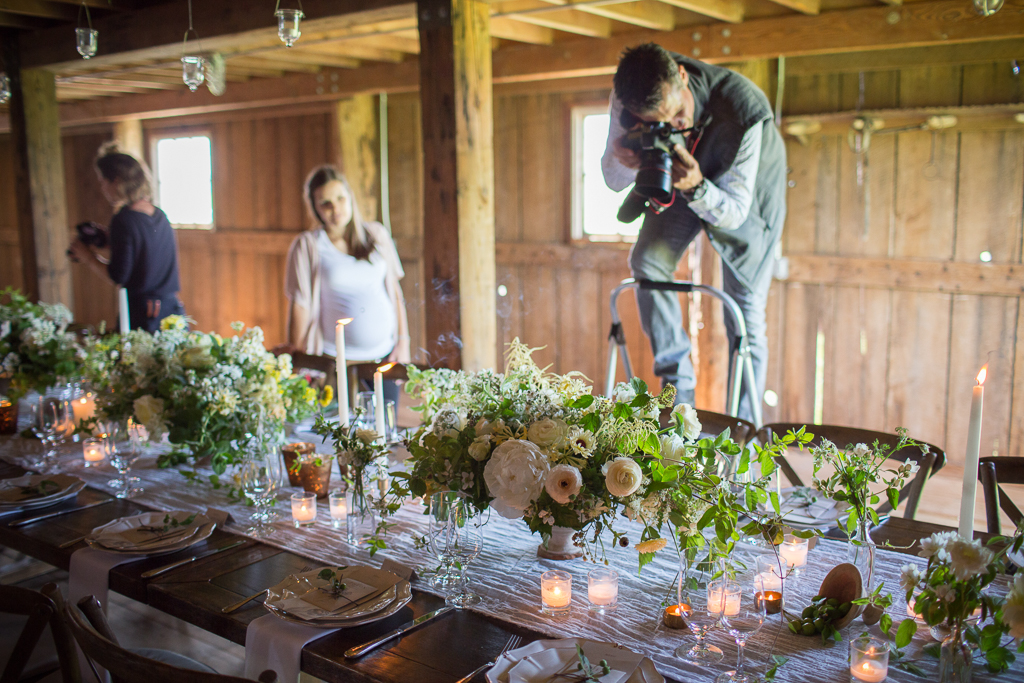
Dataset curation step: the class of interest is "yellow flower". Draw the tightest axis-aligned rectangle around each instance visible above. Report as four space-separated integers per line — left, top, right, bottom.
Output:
319 385 334 407
634 538 667 554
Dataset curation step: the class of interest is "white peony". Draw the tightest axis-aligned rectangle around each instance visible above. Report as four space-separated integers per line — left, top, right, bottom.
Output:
671 403 702 441
468 434 492 461
133 395 166 437
545 464 582 504
483 439 550 519
613 383 636 405
899 563 922 592
659 433 689 461
946 536 993 581
603 457 643 498
527 418 569 450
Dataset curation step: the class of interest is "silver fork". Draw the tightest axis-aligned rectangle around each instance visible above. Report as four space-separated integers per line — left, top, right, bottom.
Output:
221 564 314 614
455 634 522 683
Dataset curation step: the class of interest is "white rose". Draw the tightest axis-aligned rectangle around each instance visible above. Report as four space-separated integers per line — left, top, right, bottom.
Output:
545 464 582 505
603 456 643 498
483 439 550 519
659 433 689 461
355 428 379 444
613 383 636 405
527 418 569 449
468 434 492 461
946 536 993 581
671 403 702 441
133 395 166 436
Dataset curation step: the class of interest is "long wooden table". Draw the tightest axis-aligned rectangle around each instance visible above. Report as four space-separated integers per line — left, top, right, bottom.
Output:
0 457 1007 683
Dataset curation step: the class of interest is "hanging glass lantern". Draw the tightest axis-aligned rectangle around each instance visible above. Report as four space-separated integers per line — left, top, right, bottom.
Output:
76 28 99 59
275 1 304 48
0 73 10 105
973 0 1003 14
181 55 206 92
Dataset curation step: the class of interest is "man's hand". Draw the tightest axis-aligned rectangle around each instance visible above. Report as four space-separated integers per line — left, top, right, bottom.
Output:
671 143 704 193
611 136 640 170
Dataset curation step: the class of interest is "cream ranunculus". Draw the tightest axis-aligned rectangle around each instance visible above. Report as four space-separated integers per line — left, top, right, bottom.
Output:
468 434 493 461
545 464 582 504
671 403 702 441
528 418 569 450
483 439 550 518
603 456 643 498
133 395 166 437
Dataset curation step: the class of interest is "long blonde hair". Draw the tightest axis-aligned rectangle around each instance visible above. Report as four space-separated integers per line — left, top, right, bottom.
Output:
303 165 376 261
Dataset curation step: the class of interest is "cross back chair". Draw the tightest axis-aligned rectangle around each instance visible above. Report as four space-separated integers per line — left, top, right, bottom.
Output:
0 584 79 683
759 423 945 520
65 596 277 683
978 456 1024 535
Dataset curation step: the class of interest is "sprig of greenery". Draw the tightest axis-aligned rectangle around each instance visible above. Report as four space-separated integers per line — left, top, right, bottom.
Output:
551 645 611 682
19 479 59 498
316 567 349 595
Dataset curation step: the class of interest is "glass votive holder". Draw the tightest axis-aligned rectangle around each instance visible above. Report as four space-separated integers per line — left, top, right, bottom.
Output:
707 579 742 616
779 534 809 572
850 635 888 682
328 489 348 530
82 437 105 467
541 570 572 616
290 492 317 528
587 567 618 613
753 572 783 615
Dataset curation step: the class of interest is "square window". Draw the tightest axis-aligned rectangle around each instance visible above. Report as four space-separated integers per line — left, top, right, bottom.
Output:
570 104 642 242
152 134 214 229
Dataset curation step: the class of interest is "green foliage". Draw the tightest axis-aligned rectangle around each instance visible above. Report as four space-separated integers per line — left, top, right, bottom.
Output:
0 288 81 399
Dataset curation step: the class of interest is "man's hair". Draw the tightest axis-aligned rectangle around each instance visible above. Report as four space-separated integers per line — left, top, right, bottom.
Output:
613 43 684 115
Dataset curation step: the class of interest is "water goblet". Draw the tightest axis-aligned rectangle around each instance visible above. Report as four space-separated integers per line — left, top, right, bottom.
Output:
426 492 460 590
674 580 725 664
443 497 485 608
30 399 60 472
716 580 766 683
240 457 279 537
109 420 142 498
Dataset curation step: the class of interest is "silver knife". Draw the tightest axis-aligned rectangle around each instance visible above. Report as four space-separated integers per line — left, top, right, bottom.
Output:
344 605 454 659
9 498 114 528
141 539 247 578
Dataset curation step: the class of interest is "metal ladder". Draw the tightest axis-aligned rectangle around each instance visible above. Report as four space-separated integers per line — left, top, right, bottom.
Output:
604 278 763 428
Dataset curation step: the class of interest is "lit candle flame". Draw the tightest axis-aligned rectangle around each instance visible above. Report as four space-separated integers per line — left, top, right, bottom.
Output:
337 318 353 326
977 366 987 386
377 362 396 373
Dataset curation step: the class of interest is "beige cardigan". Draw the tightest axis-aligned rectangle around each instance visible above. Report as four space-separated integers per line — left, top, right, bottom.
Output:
284 222 406 356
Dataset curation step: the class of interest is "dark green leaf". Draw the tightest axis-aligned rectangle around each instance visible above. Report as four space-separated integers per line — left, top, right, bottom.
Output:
895 619 917 649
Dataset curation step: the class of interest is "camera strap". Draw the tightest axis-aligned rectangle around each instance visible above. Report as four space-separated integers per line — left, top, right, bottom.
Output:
687 113 713 155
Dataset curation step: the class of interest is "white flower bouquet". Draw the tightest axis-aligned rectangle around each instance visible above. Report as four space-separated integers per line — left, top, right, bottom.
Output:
0 288 83 399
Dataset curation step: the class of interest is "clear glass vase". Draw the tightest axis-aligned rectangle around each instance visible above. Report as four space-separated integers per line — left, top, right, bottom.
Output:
939 624 972 683
847 515 877 592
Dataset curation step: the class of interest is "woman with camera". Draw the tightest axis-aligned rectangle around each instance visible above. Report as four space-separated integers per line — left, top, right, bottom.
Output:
68 143 185 332
284 165 410 384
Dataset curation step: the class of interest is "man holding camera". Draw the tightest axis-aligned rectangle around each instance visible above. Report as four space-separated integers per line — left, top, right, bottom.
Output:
603 43 786 421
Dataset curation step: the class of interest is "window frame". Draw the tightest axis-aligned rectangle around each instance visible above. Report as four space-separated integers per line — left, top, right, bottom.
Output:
569 102 639 244
148 128 216 230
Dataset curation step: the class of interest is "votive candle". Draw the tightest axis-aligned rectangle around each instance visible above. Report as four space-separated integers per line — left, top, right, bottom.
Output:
588 567 618 612
541 570 572 615
756 590 783 615
291 492 317 527
328 489 347 530
850 636 888 682
82 437 105 466
73 393 96 427
707 581 741 616
780 534 809 569
663 604 690 629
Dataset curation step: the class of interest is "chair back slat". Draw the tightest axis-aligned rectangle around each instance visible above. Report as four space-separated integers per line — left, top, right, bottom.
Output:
0 586 55 683
977 457 1024 535
40 584 82 683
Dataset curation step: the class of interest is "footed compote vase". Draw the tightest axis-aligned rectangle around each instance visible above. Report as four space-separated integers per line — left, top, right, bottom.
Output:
537 525 583 560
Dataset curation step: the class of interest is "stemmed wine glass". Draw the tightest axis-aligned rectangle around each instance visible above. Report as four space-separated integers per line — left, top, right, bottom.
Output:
426 492 460 590
716 579 766 683
675 577 725 664
30 398 61 472
429 494 485 608
109 419 143 498
240 437 280 537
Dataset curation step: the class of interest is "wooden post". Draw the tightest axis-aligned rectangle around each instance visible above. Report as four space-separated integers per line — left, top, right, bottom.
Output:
4 31 73 308
417 0 496 371
112 119 145 160
331 95 380 222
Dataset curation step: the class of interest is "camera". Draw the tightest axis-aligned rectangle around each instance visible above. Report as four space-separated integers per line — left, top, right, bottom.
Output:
74 221 108 249
617 121 688 223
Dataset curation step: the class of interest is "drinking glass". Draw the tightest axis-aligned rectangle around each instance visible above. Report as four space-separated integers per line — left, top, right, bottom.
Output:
108 420 142 498
716 580 766 683
426 492 460 590
427 493 485 608
353 392 375 431
30 398 60 472
674 578 725 664
240 455 279 537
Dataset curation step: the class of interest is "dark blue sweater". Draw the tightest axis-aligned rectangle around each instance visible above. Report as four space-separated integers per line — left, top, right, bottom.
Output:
106 206 182 329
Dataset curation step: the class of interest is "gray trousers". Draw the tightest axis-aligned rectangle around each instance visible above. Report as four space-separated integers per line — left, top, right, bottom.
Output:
628 213 775 423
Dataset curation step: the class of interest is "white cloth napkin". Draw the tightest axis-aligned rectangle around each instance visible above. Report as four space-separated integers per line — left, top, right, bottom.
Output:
244 614 338 683
69 547 143 610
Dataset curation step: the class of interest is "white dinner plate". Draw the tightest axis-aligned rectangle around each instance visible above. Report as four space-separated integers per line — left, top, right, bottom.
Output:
85 511 214 555
263 568 412 629
487 638 664 683
0 474 85 510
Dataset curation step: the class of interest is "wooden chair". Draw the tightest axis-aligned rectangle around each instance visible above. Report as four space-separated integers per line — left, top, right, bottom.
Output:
65 596 276 683
759 423 945 520
0 583 79 683
978 457 1024 535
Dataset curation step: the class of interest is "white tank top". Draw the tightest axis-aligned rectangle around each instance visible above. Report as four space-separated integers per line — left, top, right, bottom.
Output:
317 229 396 361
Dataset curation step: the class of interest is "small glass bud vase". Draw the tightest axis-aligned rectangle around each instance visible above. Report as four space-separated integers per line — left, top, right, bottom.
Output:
939 624 973 683
181 55 205 92
76 28 98 59
276 9 303 47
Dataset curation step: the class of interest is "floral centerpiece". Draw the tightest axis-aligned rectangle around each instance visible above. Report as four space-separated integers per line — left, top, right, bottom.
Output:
84 316 318 481
312 414 390 513
0 288 83 399
389 340 795 569
901 531 1024 680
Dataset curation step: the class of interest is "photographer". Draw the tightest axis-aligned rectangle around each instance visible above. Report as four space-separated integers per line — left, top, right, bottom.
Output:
603 43 785 420
68 143 185 332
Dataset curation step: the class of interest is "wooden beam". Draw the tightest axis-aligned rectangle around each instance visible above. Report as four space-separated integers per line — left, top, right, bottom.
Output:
19 0 416 69
418 0 496 371
112 118 144 159
332 94 381 221
0 10 54 28
785 38 1024 75
226 56 322 74
1 0 79 21
240 50 361 70
489 16 554 43
657 0 743 24
575 1 675 31
493 1 612 37
758 0 820 16
339 33 422 54
293 42 406 63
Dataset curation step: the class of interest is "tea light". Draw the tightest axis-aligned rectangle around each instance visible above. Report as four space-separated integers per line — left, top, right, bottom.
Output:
756 590 783 615
1 398 17 435
541 570 572 615
291 492 317 527
707 582 741 616
82 437 105 466
328 489 347 529
587 568 618 612
850 636 888 682
780 534 809 569
72 393 96 427
757 570 783 592
663 604 690 629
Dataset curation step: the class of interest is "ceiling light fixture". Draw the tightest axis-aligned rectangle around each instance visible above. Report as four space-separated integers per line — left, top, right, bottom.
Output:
181 0 205 92
76 1 98 59
973 0 1003 15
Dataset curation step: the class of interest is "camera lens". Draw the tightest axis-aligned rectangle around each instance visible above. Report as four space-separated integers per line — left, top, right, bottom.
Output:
634 149 674 203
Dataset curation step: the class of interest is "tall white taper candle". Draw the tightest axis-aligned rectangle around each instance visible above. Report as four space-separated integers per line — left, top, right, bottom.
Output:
958 366 987 539
374 363 393 443
335 318 352 427
118 287 130 334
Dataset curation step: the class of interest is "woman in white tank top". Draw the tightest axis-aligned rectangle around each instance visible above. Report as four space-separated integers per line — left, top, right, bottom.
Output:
284 166 410 364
